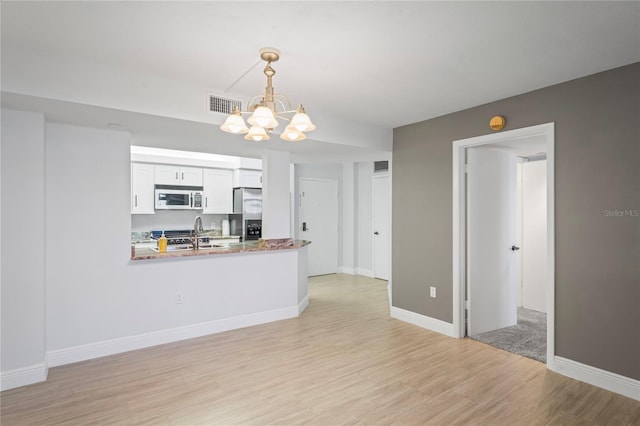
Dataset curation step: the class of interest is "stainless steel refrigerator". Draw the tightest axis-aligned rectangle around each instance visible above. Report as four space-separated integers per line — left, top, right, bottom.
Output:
229 188 262 240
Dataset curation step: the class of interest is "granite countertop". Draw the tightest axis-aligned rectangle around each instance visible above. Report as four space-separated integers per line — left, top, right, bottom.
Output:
131 239 310 261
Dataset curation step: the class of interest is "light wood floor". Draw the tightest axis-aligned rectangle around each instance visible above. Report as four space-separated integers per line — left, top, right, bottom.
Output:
2 274 639 425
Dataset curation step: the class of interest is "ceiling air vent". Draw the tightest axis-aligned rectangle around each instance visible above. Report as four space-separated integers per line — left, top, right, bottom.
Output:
374 161 389 172
208 94 241 115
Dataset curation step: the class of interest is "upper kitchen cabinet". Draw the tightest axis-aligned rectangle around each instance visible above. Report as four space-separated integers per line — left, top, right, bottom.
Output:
155 165 203 186
233 169 262 188
131 163 155 214
203 168 233 214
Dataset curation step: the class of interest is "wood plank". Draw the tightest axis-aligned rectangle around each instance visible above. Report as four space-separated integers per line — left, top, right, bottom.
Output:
1 274 638 425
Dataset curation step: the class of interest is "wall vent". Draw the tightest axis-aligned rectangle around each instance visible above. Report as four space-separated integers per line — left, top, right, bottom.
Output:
374 161 389 172
208 94 242 115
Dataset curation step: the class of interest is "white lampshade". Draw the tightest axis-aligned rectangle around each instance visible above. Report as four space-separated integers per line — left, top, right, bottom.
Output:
220 113 248 134
290 110 316 132
244 126 270 141
280 124 306 142
247 106 279 129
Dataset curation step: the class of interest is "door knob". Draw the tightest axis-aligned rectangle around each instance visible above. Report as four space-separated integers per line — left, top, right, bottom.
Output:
374 231 379 235
511 245 520 251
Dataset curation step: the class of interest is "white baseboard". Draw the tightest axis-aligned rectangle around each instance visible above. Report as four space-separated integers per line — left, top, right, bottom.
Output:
298 295 309 314
357 268 374 278
1 363 48 391
47 305 300 367
335 267 374 278
337 266 355 275
390 306 455 338
550 356 640 401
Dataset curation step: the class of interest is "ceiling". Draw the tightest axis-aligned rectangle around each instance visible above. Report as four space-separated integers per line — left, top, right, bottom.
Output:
2 1 639 148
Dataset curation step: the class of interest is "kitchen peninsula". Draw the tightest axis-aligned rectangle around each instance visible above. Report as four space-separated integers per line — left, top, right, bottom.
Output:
131 238 310 260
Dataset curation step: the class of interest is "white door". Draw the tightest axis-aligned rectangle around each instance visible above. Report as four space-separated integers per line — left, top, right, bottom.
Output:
373 174 390 280
467 148 518 335
300 178 338 276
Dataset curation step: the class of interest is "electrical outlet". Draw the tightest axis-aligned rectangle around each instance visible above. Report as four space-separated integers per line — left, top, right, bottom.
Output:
430 286 437 298
175 291 184 304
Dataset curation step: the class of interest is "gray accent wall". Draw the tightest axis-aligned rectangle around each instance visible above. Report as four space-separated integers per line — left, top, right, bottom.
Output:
392 62 639 380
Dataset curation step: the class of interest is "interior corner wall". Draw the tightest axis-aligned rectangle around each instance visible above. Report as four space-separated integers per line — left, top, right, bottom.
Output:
342 163 355 273
392 62 640 379
1 110 47 374
261 150 291 239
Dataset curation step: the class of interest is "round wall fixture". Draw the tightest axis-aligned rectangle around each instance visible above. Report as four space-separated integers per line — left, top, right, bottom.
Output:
490 115 506 131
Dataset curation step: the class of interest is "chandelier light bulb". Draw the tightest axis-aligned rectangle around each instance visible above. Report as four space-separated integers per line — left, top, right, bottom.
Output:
244 125 270 141
280 124 306 142
220 112 248 134
290 107 316 132
248 106 278 129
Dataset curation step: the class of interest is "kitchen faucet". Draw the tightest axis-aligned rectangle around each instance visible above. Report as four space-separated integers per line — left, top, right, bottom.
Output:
192 215 204 250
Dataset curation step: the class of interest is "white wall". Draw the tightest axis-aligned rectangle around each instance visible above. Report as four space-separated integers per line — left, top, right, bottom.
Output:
43 123 305 359
1 110 47 389
342 163 356 273
45 123 132 350
356 162 374 277
522 159 547 313
262 150 291 239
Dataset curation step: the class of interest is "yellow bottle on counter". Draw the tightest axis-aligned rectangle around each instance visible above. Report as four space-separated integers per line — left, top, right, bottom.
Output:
158 232 168 253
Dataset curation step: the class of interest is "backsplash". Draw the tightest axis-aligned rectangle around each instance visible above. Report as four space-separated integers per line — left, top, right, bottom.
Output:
131 210 229 233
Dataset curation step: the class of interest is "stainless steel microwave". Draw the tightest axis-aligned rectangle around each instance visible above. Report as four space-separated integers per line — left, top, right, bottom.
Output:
155 187 203 210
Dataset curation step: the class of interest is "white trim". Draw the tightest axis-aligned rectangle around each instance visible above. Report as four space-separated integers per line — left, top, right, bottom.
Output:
0 363 48 391
337 266 356 275
47 305 299 367
551 356 640 401
452 123 555 367
357 268 374 278
390 306 455 337
297 295 309 315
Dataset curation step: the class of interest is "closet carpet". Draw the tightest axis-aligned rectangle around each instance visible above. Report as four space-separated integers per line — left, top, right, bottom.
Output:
470 307 547 363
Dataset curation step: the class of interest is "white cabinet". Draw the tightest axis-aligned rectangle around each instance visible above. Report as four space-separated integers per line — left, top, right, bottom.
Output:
203 168 233 213
155 165 203 186
233 169 262 188
131 163 155 214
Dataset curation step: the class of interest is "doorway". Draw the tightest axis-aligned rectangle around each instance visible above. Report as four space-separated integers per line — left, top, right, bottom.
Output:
373 173 390 280
299 178 339 276
452 123 555 368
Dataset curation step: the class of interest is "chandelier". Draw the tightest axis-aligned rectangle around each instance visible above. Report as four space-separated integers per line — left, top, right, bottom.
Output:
220 48 315 142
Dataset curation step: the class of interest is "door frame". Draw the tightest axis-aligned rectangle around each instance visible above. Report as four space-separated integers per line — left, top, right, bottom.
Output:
372 172 390 281
452 122 555 369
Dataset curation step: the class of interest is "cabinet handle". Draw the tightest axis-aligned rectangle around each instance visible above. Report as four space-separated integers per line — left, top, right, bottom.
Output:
176 172 179 180
205 197 208 208
134 195 138 207
182 172 184 180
